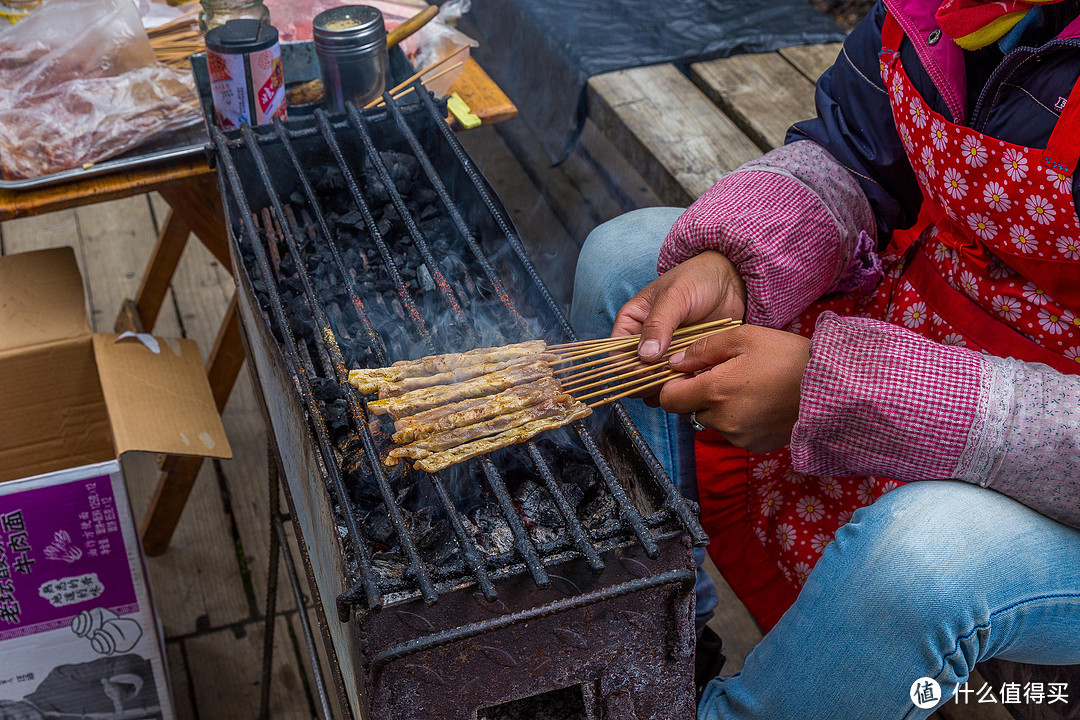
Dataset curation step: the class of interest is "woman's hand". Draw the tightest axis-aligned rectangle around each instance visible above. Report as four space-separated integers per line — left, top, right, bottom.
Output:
612 250 747 360
660 325 810 454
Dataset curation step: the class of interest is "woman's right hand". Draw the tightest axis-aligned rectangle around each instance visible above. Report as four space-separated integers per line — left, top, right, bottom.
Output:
611 250 747 401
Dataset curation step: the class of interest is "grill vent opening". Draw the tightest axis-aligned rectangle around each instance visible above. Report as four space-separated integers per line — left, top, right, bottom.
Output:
477 684 589 720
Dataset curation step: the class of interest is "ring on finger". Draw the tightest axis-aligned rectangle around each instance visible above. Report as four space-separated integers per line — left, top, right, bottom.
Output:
690 411 706 432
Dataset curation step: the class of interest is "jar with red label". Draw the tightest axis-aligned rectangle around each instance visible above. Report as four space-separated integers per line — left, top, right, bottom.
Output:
205 19 287 130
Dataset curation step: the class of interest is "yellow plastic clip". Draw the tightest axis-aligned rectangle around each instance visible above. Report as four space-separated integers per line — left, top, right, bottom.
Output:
447 93 481 130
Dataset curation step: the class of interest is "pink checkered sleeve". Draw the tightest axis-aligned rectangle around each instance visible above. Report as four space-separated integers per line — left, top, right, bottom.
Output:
658 141 881 329
790 312 988 480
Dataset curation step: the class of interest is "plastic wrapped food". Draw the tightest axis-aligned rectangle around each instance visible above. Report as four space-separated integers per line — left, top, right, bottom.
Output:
0 0 201 180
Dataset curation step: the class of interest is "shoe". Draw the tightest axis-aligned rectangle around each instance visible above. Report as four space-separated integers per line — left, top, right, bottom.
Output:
695 626 726 703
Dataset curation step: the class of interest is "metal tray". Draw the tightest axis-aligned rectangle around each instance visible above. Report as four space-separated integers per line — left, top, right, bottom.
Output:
0 41 415 191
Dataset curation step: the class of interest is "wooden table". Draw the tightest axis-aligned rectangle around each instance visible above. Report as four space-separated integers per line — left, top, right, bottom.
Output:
0 57 515 556
586 44 843 207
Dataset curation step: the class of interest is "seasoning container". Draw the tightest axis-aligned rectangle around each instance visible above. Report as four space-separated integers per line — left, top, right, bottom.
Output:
313 6 388 113
0 0 41 24
199 0 270 33
205 19 287 130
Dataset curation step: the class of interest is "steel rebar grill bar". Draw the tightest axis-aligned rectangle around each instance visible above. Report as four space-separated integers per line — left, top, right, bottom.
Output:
343 105 473 337
479 459 550 587
241 124 438 604
411 88 709 547
272 117 389 364
379 92 612 574
313 110 438 356
273 122 501 602
524 444 604 573
211 125 383 614
381 95 528 337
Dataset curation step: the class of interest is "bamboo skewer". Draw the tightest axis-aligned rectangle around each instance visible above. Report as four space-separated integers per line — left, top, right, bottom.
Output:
554 321 740 371
363 44 470 109
374 62 464 106
556 331 717 379
554 320 742 408
575 369 679 403
550 319 739 363
548 318 735 351
148 6 203 70
560 336 703 390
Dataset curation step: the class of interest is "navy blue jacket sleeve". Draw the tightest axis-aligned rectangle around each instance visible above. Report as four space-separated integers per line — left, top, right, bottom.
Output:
787 2 935 243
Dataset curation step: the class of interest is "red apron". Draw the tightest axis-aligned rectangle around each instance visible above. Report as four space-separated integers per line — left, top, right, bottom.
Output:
698 12 1080 631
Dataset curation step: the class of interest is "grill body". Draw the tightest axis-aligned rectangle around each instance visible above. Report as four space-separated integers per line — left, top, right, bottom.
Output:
215 91 704 719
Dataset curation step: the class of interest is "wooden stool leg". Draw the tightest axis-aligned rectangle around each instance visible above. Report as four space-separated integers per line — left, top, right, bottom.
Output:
115 208 192 333
141 295 246 556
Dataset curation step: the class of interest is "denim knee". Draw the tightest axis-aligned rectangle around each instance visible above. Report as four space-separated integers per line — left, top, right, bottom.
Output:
571 207 684 337
825 482 1027 644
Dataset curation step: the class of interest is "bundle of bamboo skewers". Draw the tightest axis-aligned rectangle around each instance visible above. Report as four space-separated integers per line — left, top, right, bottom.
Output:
349 319 742 473
550 318 741 407
148 7 203 70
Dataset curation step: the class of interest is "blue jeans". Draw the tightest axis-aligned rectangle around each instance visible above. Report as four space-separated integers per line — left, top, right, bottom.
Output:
571 207 717 631
573 208 1080 719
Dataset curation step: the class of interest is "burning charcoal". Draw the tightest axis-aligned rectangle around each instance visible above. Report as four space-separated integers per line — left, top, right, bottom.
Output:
380 150 418 186
518 480 564 528
314 166 345 193
472 501 515 556
363 506 396 546
339 209 364 227
414 188 437 206
310 377 342 404
416 264 435 293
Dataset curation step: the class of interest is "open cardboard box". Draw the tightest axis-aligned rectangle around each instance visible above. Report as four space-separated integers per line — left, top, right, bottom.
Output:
0 247 232 482
0 247 233 718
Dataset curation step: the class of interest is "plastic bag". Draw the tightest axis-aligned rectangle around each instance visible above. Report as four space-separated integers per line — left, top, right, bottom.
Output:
265 0 477 98
0 0 201 180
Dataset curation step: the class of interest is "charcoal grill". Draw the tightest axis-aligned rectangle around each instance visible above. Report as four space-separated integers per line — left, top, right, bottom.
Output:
209 85 708 719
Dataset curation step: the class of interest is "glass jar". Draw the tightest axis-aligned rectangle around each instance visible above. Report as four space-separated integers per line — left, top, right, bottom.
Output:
199 0 270 33
0 0 42 25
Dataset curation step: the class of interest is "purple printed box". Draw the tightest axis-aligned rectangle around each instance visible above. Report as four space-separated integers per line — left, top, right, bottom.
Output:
0 461 173 720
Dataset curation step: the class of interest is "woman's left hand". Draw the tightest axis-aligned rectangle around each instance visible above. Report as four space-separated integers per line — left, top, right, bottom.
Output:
660 325 811 454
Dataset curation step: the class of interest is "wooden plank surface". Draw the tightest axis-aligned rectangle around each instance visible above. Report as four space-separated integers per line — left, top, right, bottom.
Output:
184 616 315 719
690 52 818 151
703 555 762 676
450 57 518 126
587 64 761 206
166 641 197 720
778 42 844 84
0 158 212 222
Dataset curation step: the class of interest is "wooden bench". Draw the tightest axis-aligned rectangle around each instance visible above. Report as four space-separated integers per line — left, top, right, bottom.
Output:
586 44 842 207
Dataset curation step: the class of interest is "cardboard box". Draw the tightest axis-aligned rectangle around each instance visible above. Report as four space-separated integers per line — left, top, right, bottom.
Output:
0 247 233 718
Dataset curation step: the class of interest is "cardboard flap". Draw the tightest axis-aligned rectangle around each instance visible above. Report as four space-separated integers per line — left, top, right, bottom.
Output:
91 333 232 460
0 247 89 353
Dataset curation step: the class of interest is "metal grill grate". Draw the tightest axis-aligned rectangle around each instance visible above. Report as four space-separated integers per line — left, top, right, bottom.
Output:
210 84 707 619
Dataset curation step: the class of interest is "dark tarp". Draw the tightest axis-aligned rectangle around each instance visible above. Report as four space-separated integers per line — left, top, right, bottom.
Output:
465 0 845 163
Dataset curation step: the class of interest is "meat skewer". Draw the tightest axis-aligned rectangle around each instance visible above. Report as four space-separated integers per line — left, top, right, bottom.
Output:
347 339 547 392
392 377 561 444
376 353 556 399
385 396 570 465
414 401 592 473
368 359 553 418
391 340 546 375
